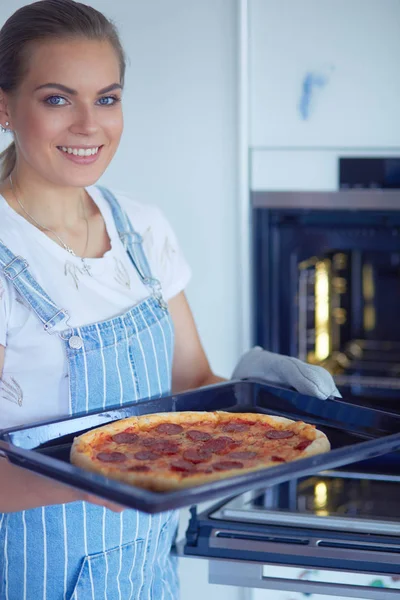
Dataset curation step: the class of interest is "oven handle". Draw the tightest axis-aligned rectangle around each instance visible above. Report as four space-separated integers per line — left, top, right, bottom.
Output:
209 560 399 599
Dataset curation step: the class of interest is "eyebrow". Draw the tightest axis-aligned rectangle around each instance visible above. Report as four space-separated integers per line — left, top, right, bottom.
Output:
34 82 123 95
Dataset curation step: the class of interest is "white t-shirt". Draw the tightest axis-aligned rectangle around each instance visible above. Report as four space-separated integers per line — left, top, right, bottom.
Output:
0 186 191 428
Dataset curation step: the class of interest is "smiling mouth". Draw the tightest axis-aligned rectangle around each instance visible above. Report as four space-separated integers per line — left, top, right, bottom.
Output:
57 145 103 157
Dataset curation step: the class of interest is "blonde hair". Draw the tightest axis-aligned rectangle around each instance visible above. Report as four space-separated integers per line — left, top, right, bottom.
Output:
0 0 126 180
0 142 16 180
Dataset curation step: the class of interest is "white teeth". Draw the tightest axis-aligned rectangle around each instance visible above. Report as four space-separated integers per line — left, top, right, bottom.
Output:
59 146 99 156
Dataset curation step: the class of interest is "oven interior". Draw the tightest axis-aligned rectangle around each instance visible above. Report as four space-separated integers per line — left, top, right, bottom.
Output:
253 208 400 411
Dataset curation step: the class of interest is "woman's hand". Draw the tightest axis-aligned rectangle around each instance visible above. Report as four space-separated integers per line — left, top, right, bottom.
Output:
83 493 124 513
232 347 341 400
0 457 125 513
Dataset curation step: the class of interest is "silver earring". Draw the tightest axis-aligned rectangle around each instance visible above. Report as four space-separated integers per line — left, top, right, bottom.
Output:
0 121 10 133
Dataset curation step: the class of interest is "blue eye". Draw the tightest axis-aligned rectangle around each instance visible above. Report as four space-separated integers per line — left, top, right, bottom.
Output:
45 96 67 106
97 96 120 106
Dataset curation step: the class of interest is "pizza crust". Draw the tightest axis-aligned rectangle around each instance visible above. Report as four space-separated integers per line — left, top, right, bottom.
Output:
70 411 330 492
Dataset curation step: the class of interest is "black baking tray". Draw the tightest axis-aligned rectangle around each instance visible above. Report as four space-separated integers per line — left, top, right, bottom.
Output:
1 379 400 514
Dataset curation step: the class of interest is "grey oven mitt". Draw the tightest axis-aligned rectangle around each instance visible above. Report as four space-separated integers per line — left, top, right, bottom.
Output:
232 346 341 400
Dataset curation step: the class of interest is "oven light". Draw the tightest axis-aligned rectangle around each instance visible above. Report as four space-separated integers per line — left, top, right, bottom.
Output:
362 263 375 301
315 333 330 361
362 264 376 331
315 260 331 361
314 481 328 509
333 252 348 270
364 305 376 331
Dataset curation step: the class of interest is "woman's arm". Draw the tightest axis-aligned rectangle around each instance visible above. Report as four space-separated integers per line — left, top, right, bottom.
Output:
0 344 122 513
0 458 93 512
168 292 225 393
0 453 123 513
0 343 4 378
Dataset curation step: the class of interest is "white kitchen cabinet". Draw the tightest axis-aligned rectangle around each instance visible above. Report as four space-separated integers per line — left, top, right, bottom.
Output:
249 0 400 148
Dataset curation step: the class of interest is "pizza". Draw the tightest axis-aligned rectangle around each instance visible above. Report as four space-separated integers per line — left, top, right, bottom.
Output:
70 411 330 492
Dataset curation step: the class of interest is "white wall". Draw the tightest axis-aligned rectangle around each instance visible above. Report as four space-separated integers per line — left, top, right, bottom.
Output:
0 1 242 599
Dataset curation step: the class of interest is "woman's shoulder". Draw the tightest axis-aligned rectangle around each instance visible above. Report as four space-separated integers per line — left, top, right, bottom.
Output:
90 186 174 238
91 186 191 299
0 269 12 346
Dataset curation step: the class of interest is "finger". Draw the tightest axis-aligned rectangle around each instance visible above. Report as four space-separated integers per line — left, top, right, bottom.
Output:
84 493 125 512
104 502 125 513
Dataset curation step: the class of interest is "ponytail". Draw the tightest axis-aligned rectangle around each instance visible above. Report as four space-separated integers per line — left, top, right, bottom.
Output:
0 142 16 181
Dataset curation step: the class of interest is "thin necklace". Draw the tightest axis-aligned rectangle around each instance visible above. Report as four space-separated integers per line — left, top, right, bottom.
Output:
9 174 92 275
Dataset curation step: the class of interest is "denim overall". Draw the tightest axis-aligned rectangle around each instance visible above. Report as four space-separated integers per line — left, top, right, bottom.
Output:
0 187 179 600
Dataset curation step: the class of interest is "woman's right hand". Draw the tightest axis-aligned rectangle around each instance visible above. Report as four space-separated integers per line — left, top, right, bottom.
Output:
0 457 125 513
0 348 124 513
80 492 125 513
60 485 125 513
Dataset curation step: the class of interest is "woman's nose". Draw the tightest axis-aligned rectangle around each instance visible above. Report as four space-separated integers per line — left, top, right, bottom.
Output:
69 107 99 136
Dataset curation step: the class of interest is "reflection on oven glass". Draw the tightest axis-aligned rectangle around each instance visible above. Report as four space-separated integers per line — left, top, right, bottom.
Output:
297 476 399 519
249 474 400 520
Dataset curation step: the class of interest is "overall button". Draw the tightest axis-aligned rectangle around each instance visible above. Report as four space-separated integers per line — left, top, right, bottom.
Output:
69 335 83 350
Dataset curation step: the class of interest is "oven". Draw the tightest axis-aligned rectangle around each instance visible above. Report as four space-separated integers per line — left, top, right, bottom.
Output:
178 157 400 598
253 158 400 415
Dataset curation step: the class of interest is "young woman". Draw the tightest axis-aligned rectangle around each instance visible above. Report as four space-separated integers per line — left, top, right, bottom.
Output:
0 1 340 598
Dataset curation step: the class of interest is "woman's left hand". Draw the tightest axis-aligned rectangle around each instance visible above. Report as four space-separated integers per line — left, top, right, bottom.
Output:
232 346 341 400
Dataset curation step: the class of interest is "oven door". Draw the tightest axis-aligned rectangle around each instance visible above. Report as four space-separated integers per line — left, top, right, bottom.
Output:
179 463 400 599
253 203 400 413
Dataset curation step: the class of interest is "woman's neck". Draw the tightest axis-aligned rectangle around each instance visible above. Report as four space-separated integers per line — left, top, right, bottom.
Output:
3 164 91 231
0 161 111 260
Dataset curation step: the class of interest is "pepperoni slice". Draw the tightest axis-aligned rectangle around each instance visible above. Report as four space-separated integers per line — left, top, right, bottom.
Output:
182 448 212 464
186 430 212 442
170 459 196 473
97 452 127 463
155 423 183 435
213 460 244 471
140 438 179 454
128 465 150 472
229 451 257 460
112 432 138 444
220 436 240 445
154 442 180 455
222 422 250 433
202 436 237 453
265 430 295 439
295 439 312 452
134 451 159 461
141 437 157 447
271 456 286 462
